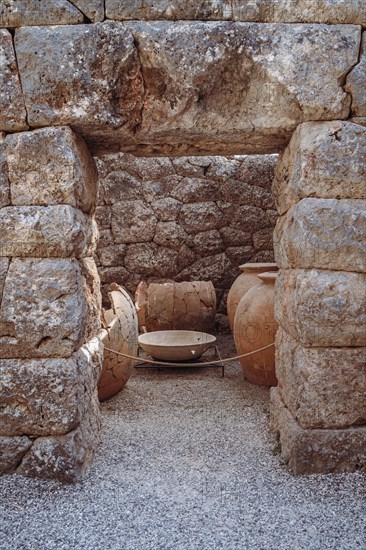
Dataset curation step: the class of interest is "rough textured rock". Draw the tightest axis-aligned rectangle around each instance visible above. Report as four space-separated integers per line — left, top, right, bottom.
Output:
0 436 32 474
178 203 224 234
69 0 104 22
0 0 85 26
0 133 10 209
106 0 232 21
0 337 103 436
154 222 188 250
0 205 96 258
275 269 366 347
124 243 178 278
0 258 10 301
6 127 98 213
274 199 366 272
275 329 366 430
111 201 157 243
273 122 366 215
15 22 143 138
151 198 182 221
270 387 366 475
346 32 366 117
0 259 101 359
0 30 28 132
17 394 101 482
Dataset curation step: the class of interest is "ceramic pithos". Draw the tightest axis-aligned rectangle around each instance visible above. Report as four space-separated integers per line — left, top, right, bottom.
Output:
98 284 138 401
233 272 278 387
227 263 278 331
135 281 216 333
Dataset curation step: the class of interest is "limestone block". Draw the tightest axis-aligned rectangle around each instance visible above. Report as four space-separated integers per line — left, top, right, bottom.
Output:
0 258 101 359
124 243 178 277
78 257 102 340
0 30 27 132
111 200 158 243
171 178 221 203
17 394 101 482
274 199 366 272
178 203 224 234
0 337 103 436
346 32 366 117
275 269 366 347
0 436 32 474
106 0 232 21
6 127 98 213
151 198 182 221
219 228 252 247
230 205 271 233
98 266 130 286
0 0 84 26
225 246 254 265
153 222 188 250
273 122 366 215
97 244 126 267
220 179 274 208
253 227 274 250
0 205 96 258
276 328 366 430
251 250 275 263
176 253 237 287
15 22 143 139
0 258 10 300
270 387 366 474
100 171 142 204
95 206 111 229
69 0 104 22
192 230 225 256
0 133 10 209
235 155 277 190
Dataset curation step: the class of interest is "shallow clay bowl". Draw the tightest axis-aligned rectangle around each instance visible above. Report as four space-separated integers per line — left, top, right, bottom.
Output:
138 330 217 362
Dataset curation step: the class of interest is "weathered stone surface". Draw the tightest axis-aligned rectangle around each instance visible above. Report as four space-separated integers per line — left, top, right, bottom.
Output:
221 179 274 208
273 122 366 215
154 222 188 250
69 0 104 22
124 243 178 277
0 258 10 301
95 206 111 229
275 269 366 347
78 257 102 341
176 253 237 287
179 202 224 234
225 245 254 265
151 198 182 221
275 329 366 430
270 387 366 474
171 178 221 203
0 205 96 258
192 230 225 256
235 154 277 190
0 133 10 209
99 171 142 204
98 266 130 286
17 394 101 482
0 259 100 359
0 436 32 474
98 244 126 267
111 201 157 243
106 1 366 25
0 30 28 132
230 205 271 233
0 337 103 436
6 127 98 213
346 32 366 117
15 23 143 137
219 227 252 247
274 199 366 272
0 0 85 26
253 227 273 250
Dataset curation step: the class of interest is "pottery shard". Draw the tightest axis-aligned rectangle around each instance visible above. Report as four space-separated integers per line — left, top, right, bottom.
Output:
274 199 366 273
0 205 96 258
275 328 366 430
0 258 101 359
17 394 101 482
0 337 103 436
15 22 143 141
124 243 178 278
0 30 28 132
123 22 359 156
111 201 157 243
179 203 224 235
6 127 98 213
69 0 104 22
346 32 366 117
0 134 10 209
0 0 84 27
270 387 366 475
0 436 32 474
273 122 366 215
275 269 366 347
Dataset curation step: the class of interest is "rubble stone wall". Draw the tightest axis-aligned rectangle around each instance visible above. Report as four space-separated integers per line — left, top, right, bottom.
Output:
94 153 278 314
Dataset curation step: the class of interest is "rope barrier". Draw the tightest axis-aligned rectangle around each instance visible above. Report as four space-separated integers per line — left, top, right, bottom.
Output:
103 342 275 368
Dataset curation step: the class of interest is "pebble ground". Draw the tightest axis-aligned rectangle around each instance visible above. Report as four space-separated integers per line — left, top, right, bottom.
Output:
0 336 365 550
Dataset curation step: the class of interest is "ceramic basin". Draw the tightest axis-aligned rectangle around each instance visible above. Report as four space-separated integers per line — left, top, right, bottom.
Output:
138 330 217 362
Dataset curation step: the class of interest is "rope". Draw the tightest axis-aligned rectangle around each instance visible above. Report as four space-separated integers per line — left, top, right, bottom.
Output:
103 342 275 368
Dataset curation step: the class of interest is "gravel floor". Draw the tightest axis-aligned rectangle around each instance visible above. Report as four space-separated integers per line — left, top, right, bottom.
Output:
0 335 365 550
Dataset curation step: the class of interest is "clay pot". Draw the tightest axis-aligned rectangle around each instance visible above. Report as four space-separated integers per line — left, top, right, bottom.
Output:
233 272 278 387
98 284 138 401
227 262 278 331
135 280 216 333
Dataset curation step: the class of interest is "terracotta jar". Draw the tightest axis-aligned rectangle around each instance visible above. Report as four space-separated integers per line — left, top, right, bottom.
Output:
135 280 216 333
233 272 278 387
227 263 278 331
98 284 138 401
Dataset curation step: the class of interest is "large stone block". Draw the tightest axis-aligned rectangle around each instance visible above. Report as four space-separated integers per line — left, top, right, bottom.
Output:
111 200 157 243
0 337 103 436
178 202 224 234
124 243 178 277
0 30 28 132
17 394 101 482
273 122 366 215
69 0 104 22
0 205 96 258
274 199 366 272
270 387 366 474
275 269 366 347
6 127 98 213
106 0 232 21
346 32 366 117
0 258 101 359
0 133 10 209
275 328 366 430
0 436 32 474
176 253 237 287
0 0 84 26
15 22 143 140
0 258 10 301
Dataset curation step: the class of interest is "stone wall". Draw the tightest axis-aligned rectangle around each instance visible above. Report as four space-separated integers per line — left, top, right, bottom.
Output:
94 154 278 314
